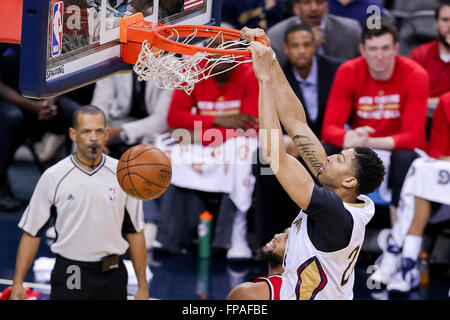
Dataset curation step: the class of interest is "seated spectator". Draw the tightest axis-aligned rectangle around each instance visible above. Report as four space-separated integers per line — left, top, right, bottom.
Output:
410 0 450 102
222 0 284 31
395 0 441 56
369 92 450 294
267 0 361 66
252 23 342 248
227 228 289 300
321 18 429 230
91 72 173 159
327 0 385 27
0 44 80 213
155 49 259 259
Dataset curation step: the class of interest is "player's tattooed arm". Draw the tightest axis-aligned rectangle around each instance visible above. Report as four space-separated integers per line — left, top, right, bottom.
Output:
292 130 327 177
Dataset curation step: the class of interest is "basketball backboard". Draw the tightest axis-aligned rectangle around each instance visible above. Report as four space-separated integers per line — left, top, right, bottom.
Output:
19 0 222 98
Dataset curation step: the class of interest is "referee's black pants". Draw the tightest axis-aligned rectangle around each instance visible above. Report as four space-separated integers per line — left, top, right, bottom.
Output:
50 255 128 300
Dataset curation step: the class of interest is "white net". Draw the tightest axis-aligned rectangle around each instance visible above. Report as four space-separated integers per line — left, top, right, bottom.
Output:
133 28 253 95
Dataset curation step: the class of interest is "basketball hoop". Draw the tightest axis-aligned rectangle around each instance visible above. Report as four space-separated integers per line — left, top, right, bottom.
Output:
120 14 266 95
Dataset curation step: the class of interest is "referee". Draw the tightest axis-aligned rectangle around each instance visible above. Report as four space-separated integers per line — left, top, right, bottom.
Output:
10 105 149 300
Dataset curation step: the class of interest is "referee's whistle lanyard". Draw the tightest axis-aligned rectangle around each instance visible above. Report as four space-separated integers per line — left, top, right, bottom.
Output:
74 150 99 170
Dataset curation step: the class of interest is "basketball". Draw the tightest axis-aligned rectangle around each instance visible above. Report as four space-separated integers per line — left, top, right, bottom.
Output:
116 144 172 200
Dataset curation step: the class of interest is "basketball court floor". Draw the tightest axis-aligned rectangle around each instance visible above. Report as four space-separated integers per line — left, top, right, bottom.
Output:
1 159 449 300
0 0 449 301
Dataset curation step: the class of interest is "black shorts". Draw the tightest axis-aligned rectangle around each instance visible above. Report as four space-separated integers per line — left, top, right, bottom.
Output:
50 255 128 300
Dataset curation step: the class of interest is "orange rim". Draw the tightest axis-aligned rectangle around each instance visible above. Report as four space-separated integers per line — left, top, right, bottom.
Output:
153 25 266 56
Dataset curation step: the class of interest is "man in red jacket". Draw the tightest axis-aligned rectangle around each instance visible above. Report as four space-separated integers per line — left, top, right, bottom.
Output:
410 0 450 101
156 54 259 259
166 57 259 147
321 18 429 243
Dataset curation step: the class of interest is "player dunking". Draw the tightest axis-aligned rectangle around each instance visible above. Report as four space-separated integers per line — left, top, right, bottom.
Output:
241 27 385 300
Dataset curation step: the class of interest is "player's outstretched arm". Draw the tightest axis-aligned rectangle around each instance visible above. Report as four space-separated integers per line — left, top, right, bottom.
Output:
241 27 327 177
249 41 314 210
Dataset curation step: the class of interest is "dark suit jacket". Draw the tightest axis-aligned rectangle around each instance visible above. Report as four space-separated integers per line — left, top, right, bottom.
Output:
282 54 343 139
267 14 361 67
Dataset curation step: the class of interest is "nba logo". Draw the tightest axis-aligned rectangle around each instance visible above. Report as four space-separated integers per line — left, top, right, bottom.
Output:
109 187 117 203
51 1 64 57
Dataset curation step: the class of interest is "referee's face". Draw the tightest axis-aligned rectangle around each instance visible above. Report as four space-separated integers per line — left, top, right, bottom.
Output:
70 113 109 161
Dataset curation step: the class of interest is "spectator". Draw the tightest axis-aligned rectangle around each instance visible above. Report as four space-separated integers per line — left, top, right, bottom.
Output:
321 18 429 230
369 92 450 293
0 44 80 213
91 72 173 159
327 0 385 28
155 50 259 259
267 0 361 66
429 92 450 160
252 23 342 248
222 0 284 31
410 0 450 101
282 23 343 137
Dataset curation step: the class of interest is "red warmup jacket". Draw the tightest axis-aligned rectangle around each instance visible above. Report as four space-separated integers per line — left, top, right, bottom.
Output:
167 60 259 146
321 56 429 150
428 92 450 159
410 40 450 98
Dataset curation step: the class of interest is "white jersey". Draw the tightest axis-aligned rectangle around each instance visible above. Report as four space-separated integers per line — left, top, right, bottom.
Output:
19 154 144 262
280 192 374 300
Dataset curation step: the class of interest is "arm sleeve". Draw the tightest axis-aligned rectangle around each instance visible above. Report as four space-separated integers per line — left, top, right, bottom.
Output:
18 172 54 237
390 70 429 150
321 64 355 147
428 100 450 159
123 196 145 233
166 89 215 130
305 185 354 247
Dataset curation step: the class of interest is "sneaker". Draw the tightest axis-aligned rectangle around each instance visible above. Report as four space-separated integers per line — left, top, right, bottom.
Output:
370 289 389 300
45 226 56 239
368 248 402 286
143 222 158 250
387 258 420 293
37 133 66 162
227 210 252 260
0 181 20 212
226 244 252 260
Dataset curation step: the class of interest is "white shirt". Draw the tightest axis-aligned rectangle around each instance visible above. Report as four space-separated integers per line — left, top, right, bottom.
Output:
19 154 144 262
280 194 374 300
91 72 173 144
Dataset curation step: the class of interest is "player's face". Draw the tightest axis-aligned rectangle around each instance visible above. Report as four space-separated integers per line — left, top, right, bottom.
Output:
284 30 316 70
70 113 109 160
360 34 399 76
295 0 328 26
317 148 358 190
436 6 450 48
262 228 290 262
